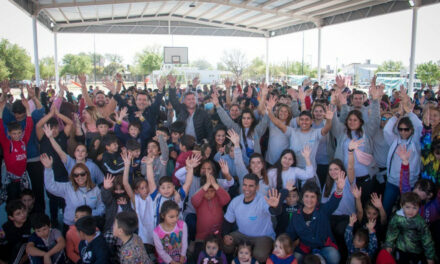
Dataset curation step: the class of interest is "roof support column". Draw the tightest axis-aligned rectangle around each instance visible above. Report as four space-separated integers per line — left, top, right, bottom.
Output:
32 15 41 86
317 26 322 84
265 36 269 82
408 0 420 95
54 31 59 90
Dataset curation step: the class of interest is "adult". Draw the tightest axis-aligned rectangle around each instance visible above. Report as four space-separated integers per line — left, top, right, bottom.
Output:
168 75 213 144
229 129 271 196
41 154 104 230
383 99 423 216
42 125 104 185
286 176 346 264
337 75 371 123
213 92 268 162
222 174 281 263
331 80 382 204
113 76 164 130
1 81 46 212
79 74 117 118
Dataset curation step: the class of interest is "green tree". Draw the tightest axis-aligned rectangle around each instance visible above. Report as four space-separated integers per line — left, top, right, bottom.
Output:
60 54 92 77
133 46 162 77
376 60 404 73
245 57 266 79
221 49 248 79
0 38 33 80
103 62 124 76
191 59 212 70
40 57 55 80
216 62 227 71
0 58 10 80
416 61 440 85
105 53 123 64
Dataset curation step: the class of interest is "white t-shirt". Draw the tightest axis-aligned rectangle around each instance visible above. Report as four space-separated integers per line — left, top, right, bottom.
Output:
224 193 275 239
267 166 314 189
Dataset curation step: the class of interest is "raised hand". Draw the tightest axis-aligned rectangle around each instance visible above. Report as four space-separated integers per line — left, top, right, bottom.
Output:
226 129 240 147
141 155 154 166
211 92 220 107
264 188 281 208
266 95 276 112
115 73 123 83
287 88 298 100
349 213 357 226
116 107 128 122
167 74 177 88
21 98 30 111
121 151 132 167
301 145 312 159
42 123 53 138
232 86 240 99
1 79 10 94
78 74 87 87
338 90 347 105
350 185 362 200
366 218 376 233
335 75 346 89
102 78 116 94
186 154 202 169
396 144 411 165
370 193 383 209
335 171 346 193
224 78 232 89
26 85 36 99
219 159 230 176
40 153 53 168
285 180 296 191
192 77 200 88
103 174 115 189
348 139 364 151
325 104 335 120
156 76 166 90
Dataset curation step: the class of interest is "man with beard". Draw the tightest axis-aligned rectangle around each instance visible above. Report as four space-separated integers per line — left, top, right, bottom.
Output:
79 73 118 118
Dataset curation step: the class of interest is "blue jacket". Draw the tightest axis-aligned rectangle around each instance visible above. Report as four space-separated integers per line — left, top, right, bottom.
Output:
2 107 45 159
286 192 342 253
78 233 109 264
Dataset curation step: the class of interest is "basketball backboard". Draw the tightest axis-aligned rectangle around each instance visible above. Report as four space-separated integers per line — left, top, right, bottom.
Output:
164 47 188 64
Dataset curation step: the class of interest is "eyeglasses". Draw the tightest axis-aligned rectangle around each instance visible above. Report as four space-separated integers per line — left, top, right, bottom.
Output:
398 127 411 132
381 116 390 121
73 172 87 178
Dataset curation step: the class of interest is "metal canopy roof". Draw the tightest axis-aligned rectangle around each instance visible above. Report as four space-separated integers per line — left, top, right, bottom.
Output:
10 0 440 38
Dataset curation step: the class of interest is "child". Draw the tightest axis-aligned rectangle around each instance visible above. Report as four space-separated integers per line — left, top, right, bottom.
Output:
265 234 297 264
20 188 39 215
348 252 371 264
144 153 196 228
142 133 169 184
275 185 299 235
413 179 439 224
384 192 435 264
88 118 112 162
172 134 196 186
76 215 110 264
169 121 185 160
345 213 377 258
121 151 156 261
0 200 31 264
26 213 66 264
0 98 33 202
196 234 228 264
231 241 259 264
153 200 188 264
113 211 152 264
102 134 124 174
125 139 143 184
115 106 153 149
66 205 92 264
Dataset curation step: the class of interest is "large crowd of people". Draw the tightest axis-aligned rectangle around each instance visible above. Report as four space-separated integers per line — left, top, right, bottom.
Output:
0 73 438 264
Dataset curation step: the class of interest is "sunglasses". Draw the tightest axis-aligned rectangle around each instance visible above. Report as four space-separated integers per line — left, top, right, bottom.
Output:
398 127 411 132
73 172 87 178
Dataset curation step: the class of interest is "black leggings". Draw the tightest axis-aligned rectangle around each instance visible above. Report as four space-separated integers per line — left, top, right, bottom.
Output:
27 161 45 212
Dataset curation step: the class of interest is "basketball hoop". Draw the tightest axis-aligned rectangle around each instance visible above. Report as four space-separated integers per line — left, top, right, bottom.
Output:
172 56 181 64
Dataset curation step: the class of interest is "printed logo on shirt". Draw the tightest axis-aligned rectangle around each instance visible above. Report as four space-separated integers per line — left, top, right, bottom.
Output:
16 153 26 161
89 196 97 200
248 216 257 221
81 249 92 263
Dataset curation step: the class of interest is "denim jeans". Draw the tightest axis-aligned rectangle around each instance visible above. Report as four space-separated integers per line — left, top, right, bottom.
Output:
295 247 340 264
383 182 401 217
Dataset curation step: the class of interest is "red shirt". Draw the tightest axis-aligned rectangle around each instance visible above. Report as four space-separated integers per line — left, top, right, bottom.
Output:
0 117 33 177
191 187 231 240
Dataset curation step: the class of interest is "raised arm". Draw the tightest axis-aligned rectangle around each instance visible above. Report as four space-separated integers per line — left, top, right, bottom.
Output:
41 154 68 198
42 124 67 163
227 129 248 183
213 93 241 133
182 154 201 196
143 155 157 192
158 134 169 163
79 74 94 107
35 106 55 141
266 99 287 133
121 152 135 206
320 105 335 136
